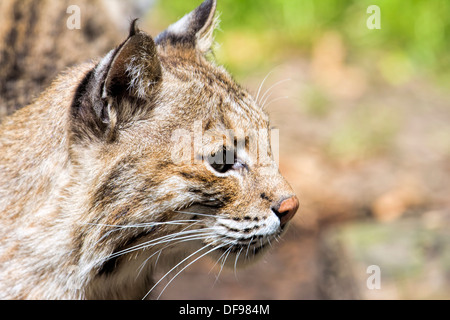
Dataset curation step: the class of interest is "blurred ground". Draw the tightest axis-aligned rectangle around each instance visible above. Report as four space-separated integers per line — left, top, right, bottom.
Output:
146 1 450 299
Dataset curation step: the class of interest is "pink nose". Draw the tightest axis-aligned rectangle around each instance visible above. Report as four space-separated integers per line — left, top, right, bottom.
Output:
274 196 299 226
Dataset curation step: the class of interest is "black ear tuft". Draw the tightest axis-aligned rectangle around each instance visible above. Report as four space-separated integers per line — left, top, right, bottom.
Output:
129 18 140 37
155 0 217 54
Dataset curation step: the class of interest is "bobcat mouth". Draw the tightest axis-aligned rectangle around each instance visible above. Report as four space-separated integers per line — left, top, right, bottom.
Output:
209 227 283 268
217 238 270 256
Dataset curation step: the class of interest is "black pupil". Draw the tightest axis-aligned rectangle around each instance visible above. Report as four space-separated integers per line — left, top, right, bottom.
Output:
208 148 234 173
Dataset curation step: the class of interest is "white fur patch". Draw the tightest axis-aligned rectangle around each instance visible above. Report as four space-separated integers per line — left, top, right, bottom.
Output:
215 211 280 242
167 13 193 36
125 57 158 99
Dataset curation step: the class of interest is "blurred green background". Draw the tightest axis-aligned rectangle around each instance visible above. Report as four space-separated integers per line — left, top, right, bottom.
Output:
149 0 450 86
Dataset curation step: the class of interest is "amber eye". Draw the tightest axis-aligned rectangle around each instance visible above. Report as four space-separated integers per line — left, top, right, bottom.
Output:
207 148 235 173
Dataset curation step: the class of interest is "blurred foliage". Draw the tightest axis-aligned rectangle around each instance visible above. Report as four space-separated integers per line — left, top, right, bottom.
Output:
151 0 450 85
303 87 332 118
326 105 401 161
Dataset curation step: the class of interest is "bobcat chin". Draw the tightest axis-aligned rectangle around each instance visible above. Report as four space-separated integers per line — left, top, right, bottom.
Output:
0 0 298 300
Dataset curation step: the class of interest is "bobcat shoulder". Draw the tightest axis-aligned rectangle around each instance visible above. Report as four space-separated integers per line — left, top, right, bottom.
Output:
0 0 299 300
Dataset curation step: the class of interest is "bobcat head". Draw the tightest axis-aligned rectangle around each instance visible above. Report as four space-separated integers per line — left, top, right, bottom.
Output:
0 0 299 299
69 0 299 298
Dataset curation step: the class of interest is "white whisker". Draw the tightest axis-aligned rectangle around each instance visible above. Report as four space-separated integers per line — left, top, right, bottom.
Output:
108 231 209 260
267 235 273 248
142 243 215 300
245 236 254 259
154 250 163 269
136 248 164 280
154 242 229 300
88 220 199 247
258 78 291 109
234 247 243 280
100 228 213 264
255 70 275 104
85 220 197 229
135 234 214 279
208 244 230 276
262 96 290 110
132 221 209 271
214 245 232 284
175 210 221 219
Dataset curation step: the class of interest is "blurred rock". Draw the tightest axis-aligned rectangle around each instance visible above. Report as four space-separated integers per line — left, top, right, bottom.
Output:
371 176 426 222
321 212 450 299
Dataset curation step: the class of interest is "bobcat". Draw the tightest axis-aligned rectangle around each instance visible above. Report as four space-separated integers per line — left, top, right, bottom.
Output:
0 0 299 299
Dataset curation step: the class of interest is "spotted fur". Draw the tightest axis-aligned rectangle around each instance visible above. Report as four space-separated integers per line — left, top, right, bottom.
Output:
0 0 298 300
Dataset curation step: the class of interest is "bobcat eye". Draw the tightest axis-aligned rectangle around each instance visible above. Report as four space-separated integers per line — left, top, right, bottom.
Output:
207 148 237 174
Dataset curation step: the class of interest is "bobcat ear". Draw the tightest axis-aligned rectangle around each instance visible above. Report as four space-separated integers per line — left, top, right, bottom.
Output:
91 20 162 123
155 0 217 54
101 20 162 101
72 21 162 141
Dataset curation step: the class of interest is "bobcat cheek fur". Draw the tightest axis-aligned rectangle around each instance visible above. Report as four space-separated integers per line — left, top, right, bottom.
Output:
0 0 299 300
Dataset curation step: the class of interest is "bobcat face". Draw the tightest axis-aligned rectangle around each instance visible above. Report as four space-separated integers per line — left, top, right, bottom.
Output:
159 58 298 267
68 0 298 297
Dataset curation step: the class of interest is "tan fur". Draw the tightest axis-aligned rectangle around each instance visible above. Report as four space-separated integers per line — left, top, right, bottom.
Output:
0 0 298 300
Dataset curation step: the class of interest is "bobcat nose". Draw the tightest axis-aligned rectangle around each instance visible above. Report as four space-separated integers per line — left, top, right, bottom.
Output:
272 196 299 226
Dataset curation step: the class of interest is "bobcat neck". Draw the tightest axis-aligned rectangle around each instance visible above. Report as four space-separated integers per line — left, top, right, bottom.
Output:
0 64 90 299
